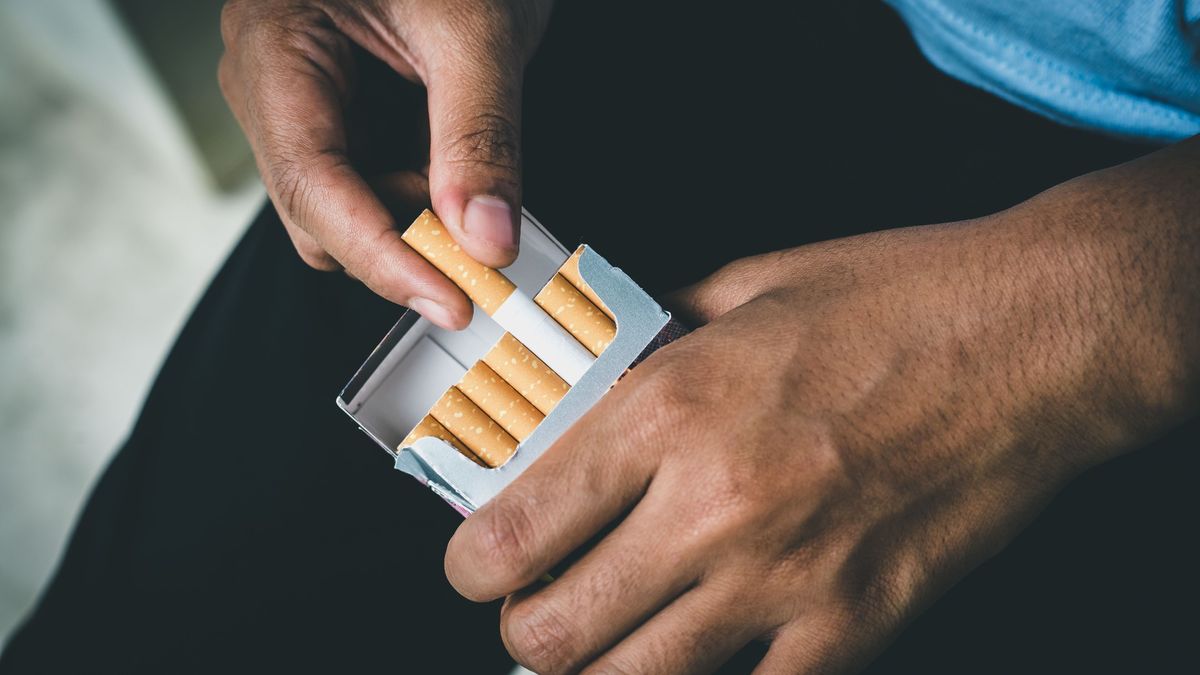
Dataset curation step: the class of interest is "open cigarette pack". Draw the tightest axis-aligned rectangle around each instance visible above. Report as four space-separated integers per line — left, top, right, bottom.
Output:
337 209 686 515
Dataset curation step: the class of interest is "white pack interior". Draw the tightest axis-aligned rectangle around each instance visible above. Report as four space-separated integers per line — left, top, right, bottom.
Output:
345 212 572 453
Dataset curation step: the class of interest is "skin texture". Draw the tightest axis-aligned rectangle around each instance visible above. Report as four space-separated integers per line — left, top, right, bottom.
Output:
219 0 553 329
443 138 1200 673
221 2 1200 671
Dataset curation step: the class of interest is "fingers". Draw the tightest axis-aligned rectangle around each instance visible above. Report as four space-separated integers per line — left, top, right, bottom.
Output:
219 5 471 328
444 385 665 601
752 624 828 674
497 485 699 673
280 217 341 271
753 622 856 674
268 120 469 328
752 606 901 674
583 581 765 675
425 21 526 269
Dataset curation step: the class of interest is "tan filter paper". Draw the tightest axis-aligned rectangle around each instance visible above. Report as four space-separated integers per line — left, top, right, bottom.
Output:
457 361 544 442
534 274 616 356
400 210 515 314
402 209 596 384
560 246 615 321
483 333 569 416
429 387 518 467
400 415 483 466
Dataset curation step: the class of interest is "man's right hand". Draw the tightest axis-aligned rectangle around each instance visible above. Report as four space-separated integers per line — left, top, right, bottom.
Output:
219 0 552 329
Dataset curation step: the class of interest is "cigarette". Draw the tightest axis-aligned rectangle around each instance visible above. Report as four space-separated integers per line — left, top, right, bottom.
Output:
402 210 595 384
559 246 615 321
429 386 518 468
401 415 484 466
534 273 616 356
456 361 544 442
482 333 569 416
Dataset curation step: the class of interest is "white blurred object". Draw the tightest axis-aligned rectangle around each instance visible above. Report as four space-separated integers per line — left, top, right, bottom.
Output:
0 0 264 647
1 0 212 191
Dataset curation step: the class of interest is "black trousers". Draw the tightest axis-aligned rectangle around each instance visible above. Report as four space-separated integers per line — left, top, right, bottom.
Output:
4 2 1195 672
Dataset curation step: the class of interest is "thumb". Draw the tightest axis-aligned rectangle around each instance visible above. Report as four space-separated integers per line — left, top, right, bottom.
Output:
426 47 525 269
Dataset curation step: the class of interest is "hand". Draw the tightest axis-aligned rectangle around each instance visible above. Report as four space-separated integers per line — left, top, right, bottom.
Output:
442 143 1200 674
219 0 553 328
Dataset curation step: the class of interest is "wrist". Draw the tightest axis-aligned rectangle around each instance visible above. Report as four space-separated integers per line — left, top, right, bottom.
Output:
989 167 1198 474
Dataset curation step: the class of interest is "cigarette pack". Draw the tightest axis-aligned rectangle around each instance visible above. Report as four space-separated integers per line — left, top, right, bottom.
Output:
337 210 684 515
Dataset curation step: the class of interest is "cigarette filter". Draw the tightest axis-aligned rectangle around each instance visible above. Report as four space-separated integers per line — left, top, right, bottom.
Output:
402 210 595 384
482 333 570 416
560 246 614 321
401 415 482 466
339 207 691 515
456 361 544 442
429 387 518 467
534 273 616 356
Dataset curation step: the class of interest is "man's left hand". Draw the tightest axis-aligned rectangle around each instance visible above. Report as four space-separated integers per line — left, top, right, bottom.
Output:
442 141 1200 673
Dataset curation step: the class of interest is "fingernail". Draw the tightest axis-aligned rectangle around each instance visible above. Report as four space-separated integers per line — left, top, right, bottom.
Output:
462 195 517 251
410 297 459 329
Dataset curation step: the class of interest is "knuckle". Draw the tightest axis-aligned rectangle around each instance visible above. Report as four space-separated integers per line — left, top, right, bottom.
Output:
266 151 346 231
216 54 234 96
350 227 410 297
681 468 758 544
216 54 243 107
502 600 579 674
438 0 544 59
270 157 317 227
851 572 909 633
818 596 855 635
705 460 759 512
661 448 766 550
290 239 339 271
578 554 632 604
219 0 246 48
276 15 353 83
471 497 539 583
441 110 521 178
441 1 519 45
226 3 351 82
691 256 772 317
625 361 703 443
815 605 862 660
798 424 853 493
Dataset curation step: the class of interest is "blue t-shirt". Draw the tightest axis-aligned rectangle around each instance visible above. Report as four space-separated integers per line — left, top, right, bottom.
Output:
885 0 1200 143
